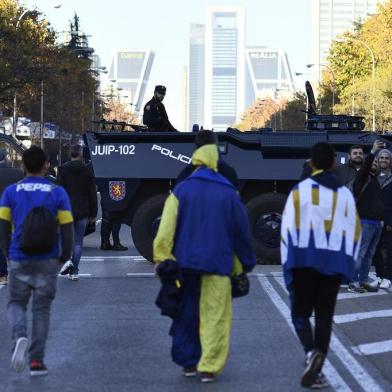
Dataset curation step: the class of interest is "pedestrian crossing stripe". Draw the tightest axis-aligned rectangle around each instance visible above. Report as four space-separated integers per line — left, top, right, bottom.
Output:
353 339 392 356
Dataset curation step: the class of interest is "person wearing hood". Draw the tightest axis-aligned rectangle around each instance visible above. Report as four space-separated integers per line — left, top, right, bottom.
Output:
57 145 98 280
153 140 256 383
348 140 385 293
281 142 361 389
374 148 392 289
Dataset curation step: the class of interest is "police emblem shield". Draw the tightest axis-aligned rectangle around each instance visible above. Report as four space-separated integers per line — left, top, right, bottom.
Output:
109 181 126 201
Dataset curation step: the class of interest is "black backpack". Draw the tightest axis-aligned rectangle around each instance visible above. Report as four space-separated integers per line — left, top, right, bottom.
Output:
19 189 58 255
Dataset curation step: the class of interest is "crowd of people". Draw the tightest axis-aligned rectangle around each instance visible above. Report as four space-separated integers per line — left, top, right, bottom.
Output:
0 133 391 389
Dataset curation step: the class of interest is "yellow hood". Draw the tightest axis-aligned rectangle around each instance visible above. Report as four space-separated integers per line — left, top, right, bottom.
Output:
191 144 218 172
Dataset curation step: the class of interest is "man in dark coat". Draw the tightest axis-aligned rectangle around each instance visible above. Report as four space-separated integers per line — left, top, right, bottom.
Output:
334 145 364 185
143 85 177 132
57 145 98 280
0 149 24 285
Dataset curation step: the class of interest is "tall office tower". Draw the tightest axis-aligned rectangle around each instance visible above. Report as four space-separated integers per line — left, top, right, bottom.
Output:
188 23 205 131
183 66 189 131
108 49 155 113
245 47 295 107
312 0 384 84
204 6 245 131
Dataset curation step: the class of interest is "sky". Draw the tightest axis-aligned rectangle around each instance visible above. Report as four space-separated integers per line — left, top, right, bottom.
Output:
27 0 312 127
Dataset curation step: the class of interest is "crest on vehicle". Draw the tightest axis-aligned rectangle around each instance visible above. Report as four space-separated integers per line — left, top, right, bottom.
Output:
109 181 126 201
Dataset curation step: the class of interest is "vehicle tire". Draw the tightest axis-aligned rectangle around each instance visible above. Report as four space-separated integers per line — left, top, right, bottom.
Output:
131 194 169 262
246 192 287 265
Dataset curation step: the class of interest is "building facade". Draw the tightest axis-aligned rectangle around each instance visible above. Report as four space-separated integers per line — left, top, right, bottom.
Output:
188 23 205 131
108 49 155 113
312 0 384 83
204 6 245 131
245 47 295 106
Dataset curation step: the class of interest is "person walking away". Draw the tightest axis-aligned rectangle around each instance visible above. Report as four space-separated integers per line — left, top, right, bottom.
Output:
348 140 384 293
143 85 177 132
154 141 256 383
281 142 361 389
374 149 392 288
334 145 364 185
0 146 73 376
0 148 24 285
57 144 98 280
176 130 239 189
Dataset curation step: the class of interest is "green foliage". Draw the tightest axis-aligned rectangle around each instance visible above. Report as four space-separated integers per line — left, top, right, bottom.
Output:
325 0 392 130
0 0 98 135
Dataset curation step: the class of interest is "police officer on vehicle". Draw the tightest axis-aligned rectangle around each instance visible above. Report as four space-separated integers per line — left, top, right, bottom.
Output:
143 85 177 132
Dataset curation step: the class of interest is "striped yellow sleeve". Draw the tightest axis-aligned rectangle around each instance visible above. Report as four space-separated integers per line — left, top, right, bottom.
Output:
0 207 12 222
57 210 74 224
153 193 178 263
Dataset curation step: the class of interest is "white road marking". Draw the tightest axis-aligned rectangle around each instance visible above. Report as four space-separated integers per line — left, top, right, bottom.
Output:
273 276 387 300
258 275 384 392
126 273 155 277
334 309 392 324
257 276 351 391
353 340 392 356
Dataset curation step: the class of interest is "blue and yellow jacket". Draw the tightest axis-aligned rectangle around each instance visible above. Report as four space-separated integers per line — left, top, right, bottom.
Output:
281 171 362 292
154 145 256 276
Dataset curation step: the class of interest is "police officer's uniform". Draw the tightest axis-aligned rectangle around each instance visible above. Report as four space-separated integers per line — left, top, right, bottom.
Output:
143 85 177 132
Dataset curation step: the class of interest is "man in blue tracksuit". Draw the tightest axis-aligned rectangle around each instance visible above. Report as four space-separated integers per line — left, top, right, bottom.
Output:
154 138 256 383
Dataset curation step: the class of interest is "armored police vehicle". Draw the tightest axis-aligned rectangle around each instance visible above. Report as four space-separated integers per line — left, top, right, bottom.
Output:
84 82 392 264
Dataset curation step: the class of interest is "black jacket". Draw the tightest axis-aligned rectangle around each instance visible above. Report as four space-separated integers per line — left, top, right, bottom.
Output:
333 162 359 185
353 152 384 221
176 160 239 189
379 173 392 226
142 97 177 132
57 160 98 220
0 162 24 197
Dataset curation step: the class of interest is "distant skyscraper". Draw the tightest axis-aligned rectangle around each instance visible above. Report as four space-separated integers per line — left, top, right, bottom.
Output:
108 49 155 112
188 23 205 131
312 0 384 83
245 47 295 106
204 6 245 131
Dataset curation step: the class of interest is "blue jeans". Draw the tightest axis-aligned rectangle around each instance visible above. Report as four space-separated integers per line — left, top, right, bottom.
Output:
71 218 88 274
8 259 60 361
0 249 7 277
354 221 383 284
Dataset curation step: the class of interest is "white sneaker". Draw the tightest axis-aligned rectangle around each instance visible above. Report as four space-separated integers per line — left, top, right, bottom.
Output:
69 274 79 281
11 337 28 372
60 260 74 276
368 279 380 288
379 279 391 289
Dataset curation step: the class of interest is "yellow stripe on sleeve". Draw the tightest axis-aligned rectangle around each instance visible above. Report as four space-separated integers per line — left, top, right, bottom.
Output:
153 193 179 263
57 210 74 224
0 207 12 222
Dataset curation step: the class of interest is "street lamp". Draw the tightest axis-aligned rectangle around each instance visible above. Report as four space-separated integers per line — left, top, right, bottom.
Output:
336 37 376 132
306 63 336 113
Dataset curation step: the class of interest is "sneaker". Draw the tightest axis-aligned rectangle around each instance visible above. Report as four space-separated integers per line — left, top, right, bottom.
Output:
68 274 79 281
360 283 378 292
112 243 128 251
348 283 365 293
60 260 74 276
29 360 48 376
0 275 7 285
301 350 324 388
200 372 215 383
183 366 197 377
368 279 380 288
309 373 329 389
11 337 28 372
380 279 392 289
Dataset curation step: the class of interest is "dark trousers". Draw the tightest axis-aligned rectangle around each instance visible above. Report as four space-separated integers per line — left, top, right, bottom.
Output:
291 268 342 355
100 203 121 244
0 249 7 277
374 230 392 280
170 274 201 368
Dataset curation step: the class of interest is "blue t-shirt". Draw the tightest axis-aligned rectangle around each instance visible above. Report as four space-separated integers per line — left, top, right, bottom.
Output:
0 177 73 261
